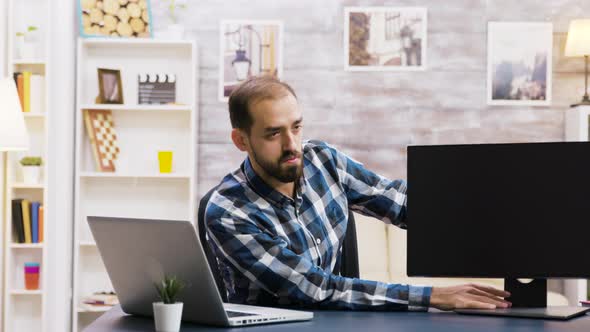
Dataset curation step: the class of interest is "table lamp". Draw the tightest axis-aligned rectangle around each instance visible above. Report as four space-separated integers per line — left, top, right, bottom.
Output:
0 77 29 151
565 19 590 107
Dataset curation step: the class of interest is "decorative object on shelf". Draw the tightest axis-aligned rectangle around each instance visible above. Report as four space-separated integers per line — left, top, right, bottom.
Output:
219 20 283 101
83 109 121 172
565 19 590 107
19 156 42 184
344 7 427 71
15 25 39 59
162 0 187 40
78 0 153 38
0 77 29 151
158 151 173 173
138 73 176 104
487 22 553 106
24 262 40 290
154 275 185 332
82 291 119 308
97 68 124 104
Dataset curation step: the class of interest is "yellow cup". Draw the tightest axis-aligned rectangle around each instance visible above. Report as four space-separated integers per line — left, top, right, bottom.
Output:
158 151 173 173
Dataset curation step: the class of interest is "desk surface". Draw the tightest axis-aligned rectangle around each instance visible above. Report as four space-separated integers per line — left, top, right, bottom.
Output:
86 306 590 332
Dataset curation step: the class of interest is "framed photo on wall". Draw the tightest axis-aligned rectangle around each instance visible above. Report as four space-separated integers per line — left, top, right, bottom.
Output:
78 0 154 38
344 7 427 71
219 20 283 102
487 22 553 106
97 68 124 104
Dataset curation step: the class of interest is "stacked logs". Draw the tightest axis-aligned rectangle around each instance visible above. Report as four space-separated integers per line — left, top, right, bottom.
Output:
81 0 151 37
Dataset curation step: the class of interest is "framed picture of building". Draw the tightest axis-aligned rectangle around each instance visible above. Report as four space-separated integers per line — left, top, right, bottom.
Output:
344 7 427 71
219 20 283 102
487 22 553 106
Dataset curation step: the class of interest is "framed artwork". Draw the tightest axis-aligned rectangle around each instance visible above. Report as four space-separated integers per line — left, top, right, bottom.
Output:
219 20 283 102
78 0 153 38
344 7 427 71
487 22 553 106
97 68 124 104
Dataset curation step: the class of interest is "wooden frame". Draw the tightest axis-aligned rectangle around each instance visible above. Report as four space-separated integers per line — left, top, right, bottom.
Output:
97 68 124 104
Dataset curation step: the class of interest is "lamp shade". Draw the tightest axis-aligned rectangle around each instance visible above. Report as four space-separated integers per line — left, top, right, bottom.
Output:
565 19 590 57
0 77 29 151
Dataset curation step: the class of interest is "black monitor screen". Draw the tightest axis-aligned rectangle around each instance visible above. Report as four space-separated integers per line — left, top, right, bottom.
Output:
407 142 590 279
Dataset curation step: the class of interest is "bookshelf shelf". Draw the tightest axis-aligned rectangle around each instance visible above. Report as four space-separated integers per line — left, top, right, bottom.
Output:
11 59 47 65
4 1 50 332
80 104 192 112
23 113 46 119
10 243 44 249
11 183 46 189
10 290 43 296
79 172 190 179
73 38 199 332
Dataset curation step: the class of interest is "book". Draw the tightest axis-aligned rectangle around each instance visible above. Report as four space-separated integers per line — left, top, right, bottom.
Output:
581 300 590 307
30 75 45 114
31 201 40 243
39 205 44 243
11 199 25 243
16 73 24 112
21 199 32 243
23 71 31 113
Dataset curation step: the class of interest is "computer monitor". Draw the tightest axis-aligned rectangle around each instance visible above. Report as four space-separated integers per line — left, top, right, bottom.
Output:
407 142 590 319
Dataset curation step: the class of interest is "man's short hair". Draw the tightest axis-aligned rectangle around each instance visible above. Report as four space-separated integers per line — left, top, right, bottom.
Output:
228 76 297 133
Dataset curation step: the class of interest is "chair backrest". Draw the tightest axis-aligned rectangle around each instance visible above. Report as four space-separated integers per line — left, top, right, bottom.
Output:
197 187 360 302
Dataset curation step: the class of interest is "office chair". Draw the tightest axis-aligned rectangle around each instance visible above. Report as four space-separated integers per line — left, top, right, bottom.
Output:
197 186 360 302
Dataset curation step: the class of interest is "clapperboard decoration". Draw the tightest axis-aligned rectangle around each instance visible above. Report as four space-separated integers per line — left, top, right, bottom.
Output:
138 73 176 104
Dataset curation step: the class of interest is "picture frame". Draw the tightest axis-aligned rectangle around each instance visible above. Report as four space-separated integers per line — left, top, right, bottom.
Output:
219 20 284 102
487 22 553 106
97 68 124 104
78 0 154 38
344 7 427 71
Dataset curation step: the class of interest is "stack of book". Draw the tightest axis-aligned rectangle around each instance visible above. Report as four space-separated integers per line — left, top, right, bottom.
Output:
12 71 45 113
82 291 119 311
11 199 44 244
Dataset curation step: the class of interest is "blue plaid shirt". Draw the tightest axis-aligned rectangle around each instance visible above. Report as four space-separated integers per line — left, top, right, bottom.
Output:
205 140 431 310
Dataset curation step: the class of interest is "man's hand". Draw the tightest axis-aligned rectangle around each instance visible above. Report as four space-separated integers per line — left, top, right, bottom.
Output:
430 284 512 310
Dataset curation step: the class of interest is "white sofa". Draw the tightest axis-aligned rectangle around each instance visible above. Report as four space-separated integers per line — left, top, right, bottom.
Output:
353 213 569 306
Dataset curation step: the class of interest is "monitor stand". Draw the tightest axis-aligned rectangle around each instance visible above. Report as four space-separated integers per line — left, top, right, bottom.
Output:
455 278 590 320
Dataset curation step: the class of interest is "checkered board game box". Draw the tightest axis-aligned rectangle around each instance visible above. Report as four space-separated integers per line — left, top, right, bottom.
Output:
83 109 120 172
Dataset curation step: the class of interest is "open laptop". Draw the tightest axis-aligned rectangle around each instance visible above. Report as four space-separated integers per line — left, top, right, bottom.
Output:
87 216 313 326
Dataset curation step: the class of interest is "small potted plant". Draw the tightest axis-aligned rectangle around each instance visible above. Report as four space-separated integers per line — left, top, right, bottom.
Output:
164 0 187 40
153 275 185 332
20 156 42 184
15 26 39 59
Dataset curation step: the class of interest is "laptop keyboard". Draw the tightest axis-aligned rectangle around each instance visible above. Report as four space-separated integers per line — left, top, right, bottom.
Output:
226 310 258 318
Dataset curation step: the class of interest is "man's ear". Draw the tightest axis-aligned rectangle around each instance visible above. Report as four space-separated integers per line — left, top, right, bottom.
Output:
231 128 249 152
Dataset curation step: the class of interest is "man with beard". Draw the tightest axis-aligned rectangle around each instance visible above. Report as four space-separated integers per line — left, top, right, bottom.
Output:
204 76 511 311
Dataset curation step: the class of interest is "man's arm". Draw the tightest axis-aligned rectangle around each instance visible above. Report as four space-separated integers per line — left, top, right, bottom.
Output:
206 204 431 311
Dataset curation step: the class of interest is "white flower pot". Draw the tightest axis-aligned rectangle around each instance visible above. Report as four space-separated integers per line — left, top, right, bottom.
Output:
167 24 185 40
22 166 41 185
153 302 183 332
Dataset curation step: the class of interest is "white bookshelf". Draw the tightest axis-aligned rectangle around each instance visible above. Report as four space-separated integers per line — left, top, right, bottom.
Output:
3 0 50 331
72 38 199 332
563 105 590 305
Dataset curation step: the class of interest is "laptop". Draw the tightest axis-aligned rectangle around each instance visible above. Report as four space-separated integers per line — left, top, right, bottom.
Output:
87 216 313 326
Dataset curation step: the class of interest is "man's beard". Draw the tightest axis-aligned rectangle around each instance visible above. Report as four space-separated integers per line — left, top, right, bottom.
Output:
251 147 303 183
